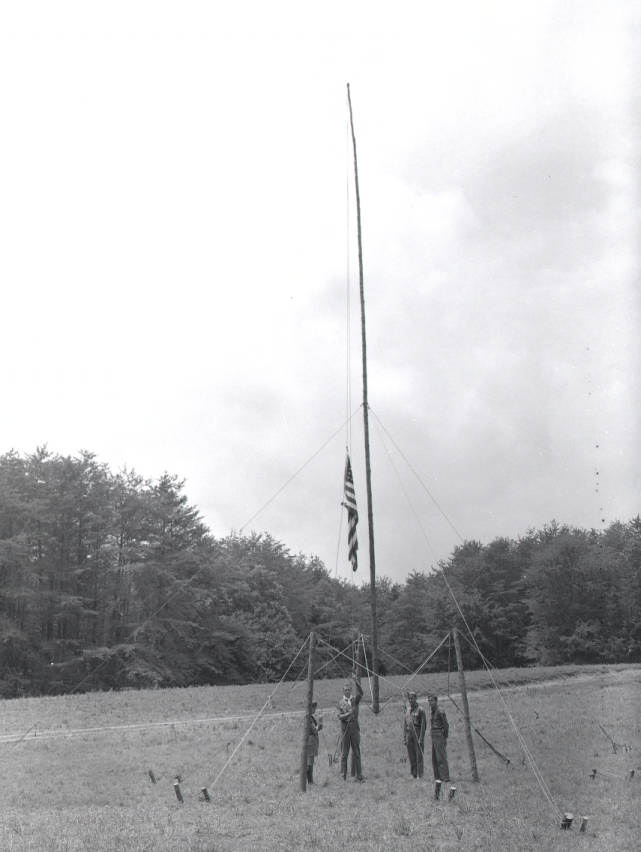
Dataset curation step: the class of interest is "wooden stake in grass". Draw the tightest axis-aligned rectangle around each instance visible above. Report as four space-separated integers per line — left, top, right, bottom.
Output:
200 787 211 802
448 785 456 800
173 780 183 804
299 632 315 793
148 770 156 784
560 813 573 830
434 780 442 800
579 816 589 833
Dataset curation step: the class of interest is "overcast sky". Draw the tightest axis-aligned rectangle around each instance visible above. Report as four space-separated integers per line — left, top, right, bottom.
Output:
1 2 639 584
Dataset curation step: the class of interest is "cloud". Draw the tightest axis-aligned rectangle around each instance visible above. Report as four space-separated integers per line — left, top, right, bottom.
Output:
0 2 638 583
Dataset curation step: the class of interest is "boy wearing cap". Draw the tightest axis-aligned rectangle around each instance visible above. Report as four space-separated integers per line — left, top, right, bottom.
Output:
337 672 364 781
403 691 426 778
428 694 450 782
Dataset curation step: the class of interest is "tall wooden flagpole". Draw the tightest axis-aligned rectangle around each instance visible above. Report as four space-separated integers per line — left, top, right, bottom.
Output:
347 83 379 714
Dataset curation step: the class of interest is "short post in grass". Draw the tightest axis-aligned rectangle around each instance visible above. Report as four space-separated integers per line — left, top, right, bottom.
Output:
434 780 442 800
579 816 589 833
299 631 316 793
629 769 635 780
200 787 211 802
448 785 456 800
174 779 184 804
453 628 479 782
148 770 156 784
560 813 573 830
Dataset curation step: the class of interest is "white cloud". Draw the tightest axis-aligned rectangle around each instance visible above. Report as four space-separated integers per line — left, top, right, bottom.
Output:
0 1 638 581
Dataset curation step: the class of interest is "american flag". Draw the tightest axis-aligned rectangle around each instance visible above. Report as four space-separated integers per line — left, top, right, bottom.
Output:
343 454 359 572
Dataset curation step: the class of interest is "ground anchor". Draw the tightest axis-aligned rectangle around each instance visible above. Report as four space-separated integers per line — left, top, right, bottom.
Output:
560 813 573 830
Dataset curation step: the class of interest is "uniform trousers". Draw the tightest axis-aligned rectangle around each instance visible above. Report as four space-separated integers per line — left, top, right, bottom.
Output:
406 731 425 778
340 722 362 779
431 732 449 782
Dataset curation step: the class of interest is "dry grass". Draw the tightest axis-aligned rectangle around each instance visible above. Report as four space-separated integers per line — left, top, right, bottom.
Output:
0 663 639 850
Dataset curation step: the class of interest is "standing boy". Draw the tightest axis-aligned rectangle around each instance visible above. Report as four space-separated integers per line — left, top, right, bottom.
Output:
403 690 426 778
428 693 450 782
337 672 364 781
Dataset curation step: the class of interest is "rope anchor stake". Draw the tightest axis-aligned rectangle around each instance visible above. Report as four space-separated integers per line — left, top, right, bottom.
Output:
560 813 573 830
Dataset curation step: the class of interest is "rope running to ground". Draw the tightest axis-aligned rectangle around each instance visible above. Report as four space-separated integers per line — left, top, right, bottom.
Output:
444 681 512 766
458 630 638 762
369 407 562 821
206 633 311 791
315 633 450 709
457 630 541 694
439 569 563 821
240 409 360 534
374 643 416 674
372 415 440 561
289 637 359 692
61 422 371 698
369 408 465 545
35 411 361 706
361 634 373 703
287 651 316 692
378 632 452 710
67 559 220 695
287 636 356 696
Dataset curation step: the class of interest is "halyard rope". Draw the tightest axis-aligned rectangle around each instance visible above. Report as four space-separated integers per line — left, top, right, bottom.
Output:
206 633 310 791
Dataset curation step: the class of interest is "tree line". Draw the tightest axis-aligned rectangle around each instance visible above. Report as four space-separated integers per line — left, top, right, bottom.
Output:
0 448 639 697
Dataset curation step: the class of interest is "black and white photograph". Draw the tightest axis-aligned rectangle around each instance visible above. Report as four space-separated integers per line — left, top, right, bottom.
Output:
0 2 638 849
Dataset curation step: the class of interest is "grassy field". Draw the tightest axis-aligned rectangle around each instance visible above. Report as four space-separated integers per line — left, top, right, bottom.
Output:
0 663 639 851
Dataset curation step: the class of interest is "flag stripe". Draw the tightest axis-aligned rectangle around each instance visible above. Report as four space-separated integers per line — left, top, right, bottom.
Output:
343 454 359 572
